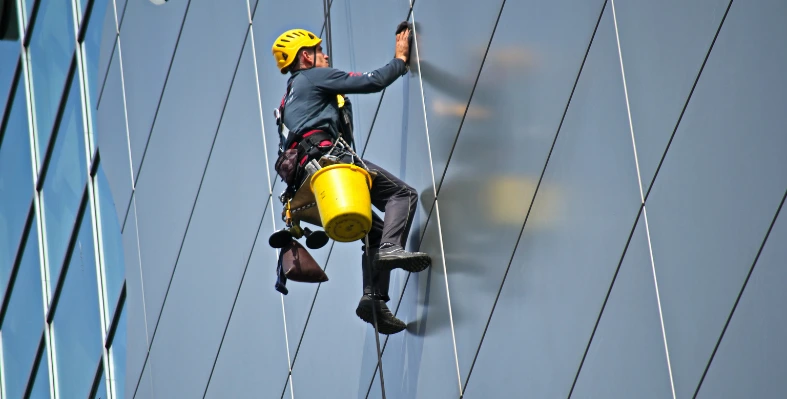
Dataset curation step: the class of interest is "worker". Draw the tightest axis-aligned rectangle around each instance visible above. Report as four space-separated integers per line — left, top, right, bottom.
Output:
271 26 431 334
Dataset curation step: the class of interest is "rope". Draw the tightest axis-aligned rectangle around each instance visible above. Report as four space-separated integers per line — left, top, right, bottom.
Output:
364 234 387 399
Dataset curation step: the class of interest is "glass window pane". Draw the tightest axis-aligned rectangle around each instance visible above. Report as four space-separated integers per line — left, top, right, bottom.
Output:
91 368 108 399
110 305 126 399
96 166 124 316
0 0 20 120
0 78 34 297
52 209 102 398
28 0 76 161
0 216 45 399
82 0 111 147
42 74 87 288
28 345 52 399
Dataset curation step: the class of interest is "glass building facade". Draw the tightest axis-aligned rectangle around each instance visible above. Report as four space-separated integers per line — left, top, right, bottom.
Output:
96 0 786 398
0 0 125 397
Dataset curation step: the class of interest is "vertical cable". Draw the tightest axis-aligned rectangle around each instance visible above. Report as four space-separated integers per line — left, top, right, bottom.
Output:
610 1 676 398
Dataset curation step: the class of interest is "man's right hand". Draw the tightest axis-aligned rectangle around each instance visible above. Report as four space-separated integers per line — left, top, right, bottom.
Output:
395 27 411 64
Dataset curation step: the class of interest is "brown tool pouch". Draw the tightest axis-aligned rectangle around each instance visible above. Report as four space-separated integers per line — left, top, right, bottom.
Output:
274 148 300 187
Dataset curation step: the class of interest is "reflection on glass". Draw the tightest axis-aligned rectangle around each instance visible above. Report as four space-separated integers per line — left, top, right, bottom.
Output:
91 368 108 399
0 0 20 120
42 74 87 288
28 0 76 161
83 0 111 146
53 210 102 399
0 216 45 399
0 78 34 298
110 306 126 399
28 345 52 399
97 166 124 316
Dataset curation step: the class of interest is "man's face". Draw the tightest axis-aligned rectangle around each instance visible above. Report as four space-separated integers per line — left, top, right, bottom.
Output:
301 45 329 69
313 44 330 68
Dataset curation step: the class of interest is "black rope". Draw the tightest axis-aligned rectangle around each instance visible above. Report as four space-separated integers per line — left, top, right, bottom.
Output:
364 234 387 399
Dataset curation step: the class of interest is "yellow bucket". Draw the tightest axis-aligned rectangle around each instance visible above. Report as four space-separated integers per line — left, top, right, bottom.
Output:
310 163 373 242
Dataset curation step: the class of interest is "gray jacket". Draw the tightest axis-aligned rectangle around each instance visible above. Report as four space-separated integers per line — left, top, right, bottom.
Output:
280 58 408 147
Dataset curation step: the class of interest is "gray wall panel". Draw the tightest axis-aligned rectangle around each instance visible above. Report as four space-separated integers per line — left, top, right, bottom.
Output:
203 201 291 399
570 213 672 399
133 0 248 332
328 0 410 150
410 0 504 191
96 41 133 226
696 204 787 399
251 0 325 190
373 204 459 398
438 0 604 385
143 35 268 398
118 0 189 179
614 0 729 193
287 243 382 398
645 0 787 396
462 7 642 397
123 198 149 399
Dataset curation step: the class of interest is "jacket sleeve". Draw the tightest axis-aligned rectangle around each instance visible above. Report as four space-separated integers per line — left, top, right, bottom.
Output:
307 58 407 94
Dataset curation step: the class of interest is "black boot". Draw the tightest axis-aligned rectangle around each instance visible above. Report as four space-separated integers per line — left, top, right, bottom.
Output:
374 243 431 273
356 294 407 335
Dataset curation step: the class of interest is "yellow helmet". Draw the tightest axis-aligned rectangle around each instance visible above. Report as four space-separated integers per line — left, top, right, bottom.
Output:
272 29 322 74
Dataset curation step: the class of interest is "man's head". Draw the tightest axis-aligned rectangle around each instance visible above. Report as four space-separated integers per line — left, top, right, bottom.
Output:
272 29 327 74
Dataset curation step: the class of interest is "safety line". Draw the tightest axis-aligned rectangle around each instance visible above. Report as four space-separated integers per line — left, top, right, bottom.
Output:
692 187 787 398
130 23 248 399
201 195 270 398
248 24 273 195
461 0 608 394
610 1 676 398
116 38 135 194
409 8 463 396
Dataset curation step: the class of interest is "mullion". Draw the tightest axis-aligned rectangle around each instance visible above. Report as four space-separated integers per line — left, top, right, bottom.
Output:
86 355 104 399
0 57 23 145
34 53 78 192
21 0 40 48
45 183 89 323
0 199 37 326
20 329 47 399
76 0 95 43
104 283 125 349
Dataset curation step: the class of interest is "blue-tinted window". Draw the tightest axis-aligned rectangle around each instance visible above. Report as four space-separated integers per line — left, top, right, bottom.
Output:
0 216 45 399
27 0 76 162
28 345 52 399
83 0 110 146
110 305 126 399
91 368 108 399
96 166 124 316
0 0 20 121
52 210 102 398
0 78 34 298
41 74 87 289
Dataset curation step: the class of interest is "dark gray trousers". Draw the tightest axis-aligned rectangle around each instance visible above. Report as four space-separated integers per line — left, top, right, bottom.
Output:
360 159 418 302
